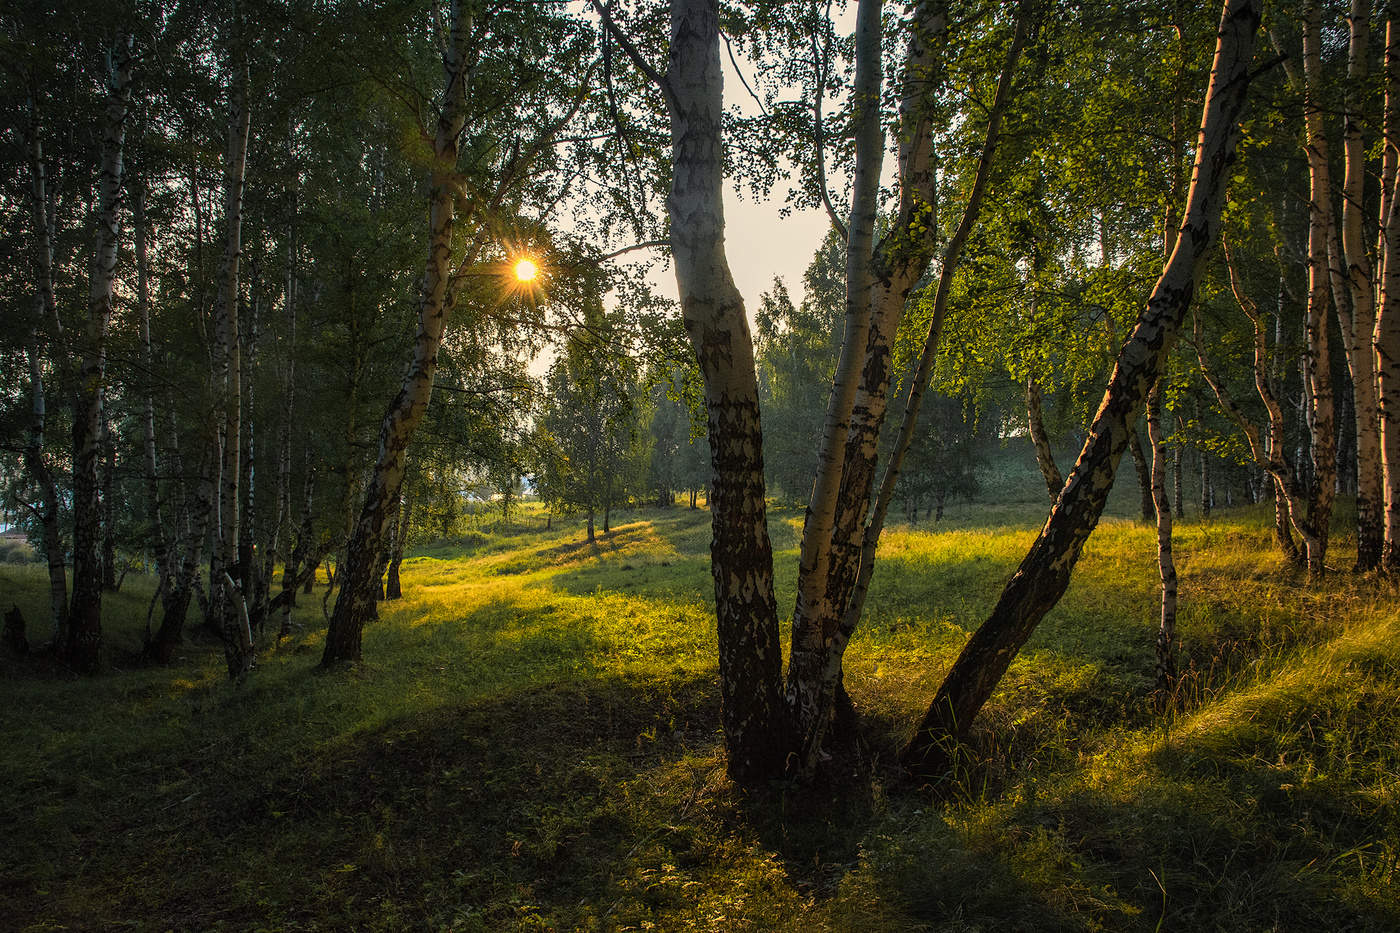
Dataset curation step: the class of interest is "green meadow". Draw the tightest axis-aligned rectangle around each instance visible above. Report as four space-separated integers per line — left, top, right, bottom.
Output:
2 499 1398 931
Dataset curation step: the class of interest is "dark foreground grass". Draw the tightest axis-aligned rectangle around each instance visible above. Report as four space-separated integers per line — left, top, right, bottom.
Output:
1 502 1397 931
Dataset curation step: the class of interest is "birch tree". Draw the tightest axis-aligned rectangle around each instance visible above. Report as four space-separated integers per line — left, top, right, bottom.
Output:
902 0 1262 776
66 33 134 674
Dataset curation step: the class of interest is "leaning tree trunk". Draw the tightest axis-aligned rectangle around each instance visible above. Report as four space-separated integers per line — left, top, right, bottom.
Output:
900 0 1261 778
323 1 474 664
66 34 134 674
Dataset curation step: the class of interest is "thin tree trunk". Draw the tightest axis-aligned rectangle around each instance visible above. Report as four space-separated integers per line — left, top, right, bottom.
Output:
386 487 410 600
1026 374 1063 501
23 97 68 646
66 34 134 673
901 0 1261 777
1173 425 1185 517
1130 426 1156 522
324 1 474 663
1379 12 1400 572
1148 383 1177 696
134 182 171 599
209 30 253 678
101 422 117 591
1297 2 1338 577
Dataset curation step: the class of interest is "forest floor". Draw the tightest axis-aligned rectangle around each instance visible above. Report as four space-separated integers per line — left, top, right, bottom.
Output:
2 499 1399 931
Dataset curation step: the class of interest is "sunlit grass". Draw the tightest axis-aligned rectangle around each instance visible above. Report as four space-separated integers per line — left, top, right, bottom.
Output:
1 500 1396 930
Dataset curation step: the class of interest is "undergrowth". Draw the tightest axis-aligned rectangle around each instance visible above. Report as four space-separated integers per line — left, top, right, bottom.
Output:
1 501 1396 931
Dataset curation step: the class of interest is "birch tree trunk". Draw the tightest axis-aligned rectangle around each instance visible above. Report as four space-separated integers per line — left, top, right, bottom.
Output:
66 34 134 673
386 487 411 600
1153 11 1186 699
1148 383 1177 696
1339 0 1382 571
786 0 885 763
210 37 254 679
1130 428 1156 523
135 182 170 596
23 96 68 645
786 4 1028 775
1298 1 1338 578
323 1 475 664
101 423 117 590
1379 12 1400 572
901 0 1261 778
1026 374 1063 501
664 0 788 784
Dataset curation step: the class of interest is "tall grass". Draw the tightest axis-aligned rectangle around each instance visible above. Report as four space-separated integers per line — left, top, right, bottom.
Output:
1 501 1396 930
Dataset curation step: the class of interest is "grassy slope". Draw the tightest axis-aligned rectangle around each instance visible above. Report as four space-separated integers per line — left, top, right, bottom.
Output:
1 496 1397 931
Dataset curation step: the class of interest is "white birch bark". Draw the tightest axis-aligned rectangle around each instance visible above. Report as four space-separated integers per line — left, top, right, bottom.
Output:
67 34 134 673
903 0 1262 776
1379 12 1400 572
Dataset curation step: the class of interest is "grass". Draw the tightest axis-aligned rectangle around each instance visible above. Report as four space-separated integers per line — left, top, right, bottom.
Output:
1 495 1397 931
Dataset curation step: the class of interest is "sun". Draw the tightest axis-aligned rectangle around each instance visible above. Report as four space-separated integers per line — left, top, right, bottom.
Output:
513 258 539 283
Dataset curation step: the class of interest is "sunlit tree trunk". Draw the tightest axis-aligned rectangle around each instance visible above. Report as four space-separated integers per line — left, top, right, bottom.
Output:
786 0 887 772
1379 12 1400 572
66 34 134 673
1340 0 1382 571
1297 2 1339 577
901 0 1261 778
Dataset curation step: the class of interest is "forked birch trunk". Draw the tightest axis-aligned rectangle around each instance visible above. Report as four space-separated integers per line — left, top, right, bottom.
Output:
901 0 1261 777
787 5 1028 775
66 34 134 673
787 0 885 759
